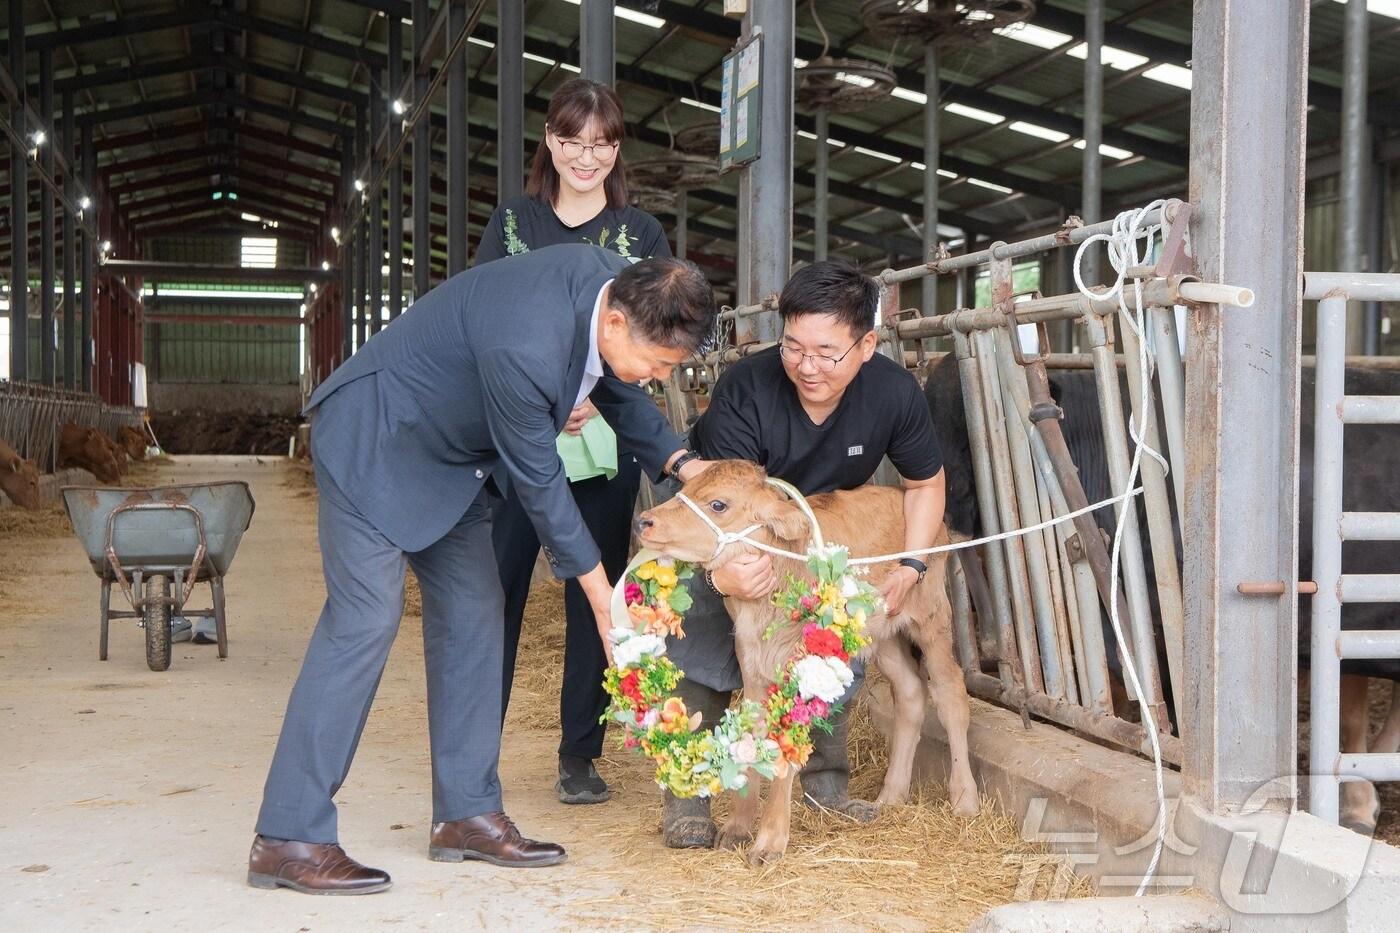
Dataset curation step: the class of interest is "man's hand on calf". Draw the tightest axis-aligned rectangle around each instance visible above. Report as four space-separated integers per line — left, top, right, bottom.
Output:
711 552 777 601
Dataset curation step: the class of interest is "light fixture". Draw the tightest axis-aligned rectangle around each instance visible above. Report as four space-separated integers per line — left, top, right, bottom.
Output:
299 302 307 312
309 282 318 294
330 226 341 240
321 260 331 271
79 196 91 210
354 178 366 192
391 99 406 116
31 129 46 147
101 240 112 253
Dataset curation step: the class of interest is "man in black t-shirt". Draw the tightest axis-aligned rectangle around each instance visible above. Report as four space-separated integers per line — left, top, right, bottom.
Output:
660 260 947 849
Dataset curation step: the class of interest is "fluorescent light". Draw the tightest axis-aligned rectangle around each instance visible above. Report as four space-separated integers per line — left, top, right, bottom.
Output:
141 287 304 300
1330 0 1400 20
240 212 263 223
1067 43 1149 71
1143 63 1192 90
523 50 579 73
1073 139 1135 160
1009 121 1070 142
945 102 1004 124
468 36 495 49
241 236 278 270
891 86 928 105
853 146 902 164
911 161 926 170
680 97 721 113
994 22 1073 50
937 168 957 179
559 0 664 29
797 129 845 147
967 178 1014 194
836 71 875 89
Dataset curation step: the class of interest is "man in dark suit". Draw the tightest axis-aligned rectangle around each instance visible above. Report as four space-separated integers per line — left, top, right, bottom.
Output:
249 245 715 895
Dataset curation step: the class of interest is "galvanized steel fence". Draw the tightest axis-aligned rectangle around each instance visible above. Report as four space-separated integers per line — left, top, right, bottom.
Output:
0 380 143 472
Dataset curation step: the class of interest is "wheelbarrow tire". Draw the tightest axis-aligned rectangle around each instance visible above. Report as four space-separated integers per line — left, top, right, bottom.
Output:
144 575 172 672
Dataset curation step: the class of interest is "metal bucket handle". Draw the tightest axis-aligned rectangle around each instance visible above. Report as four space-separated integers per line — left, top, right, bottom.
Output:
103 501 209 610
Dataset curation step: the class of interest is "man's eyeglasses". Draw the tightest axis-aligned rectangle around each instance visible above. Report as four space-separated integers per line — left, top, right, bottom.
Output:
548 128 618 162
778 336 863 373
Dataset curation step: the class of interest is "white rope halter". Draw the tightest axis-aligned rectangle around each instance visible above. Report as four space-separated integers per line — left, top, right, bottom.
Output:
674 476 825 563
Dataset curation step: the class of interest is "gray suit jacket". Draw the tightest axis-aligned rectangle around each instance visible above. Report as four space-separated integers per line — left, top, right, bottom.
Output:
306 244 683 575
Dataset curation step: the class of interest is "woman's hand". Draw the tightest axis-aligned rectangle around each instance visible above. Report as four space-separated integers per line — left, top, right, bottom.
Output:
565 400 599 435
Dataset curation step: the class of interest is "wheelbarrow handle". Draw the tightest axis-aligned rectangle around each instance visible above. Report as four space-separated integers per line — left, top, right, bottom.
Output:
103 501 209 610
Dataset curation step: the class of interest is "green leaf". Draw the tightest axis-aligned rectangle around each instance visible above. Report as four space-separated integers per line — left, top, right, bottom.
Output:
667 586 694 614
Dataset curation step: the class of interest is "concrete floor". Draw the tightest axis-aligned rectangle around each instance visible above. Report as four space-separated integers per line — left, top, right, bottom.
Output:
0 457 626 932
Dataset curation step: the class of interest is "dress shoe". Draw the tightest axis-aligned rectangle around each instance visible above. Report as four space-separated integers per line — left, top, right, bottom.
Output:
429 811 567 867
246 835 391 895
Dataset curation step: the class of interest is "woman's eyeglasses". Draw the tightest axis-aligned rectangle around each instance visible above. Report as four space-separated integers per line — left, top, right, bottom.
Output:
549 128 618 162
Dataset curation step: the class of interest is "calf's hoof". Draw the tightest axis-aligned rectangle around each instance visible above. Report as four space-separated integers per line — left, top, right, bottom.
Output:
663 815 717 849
949 788 981 818
714 824 753 851
747 836 787 866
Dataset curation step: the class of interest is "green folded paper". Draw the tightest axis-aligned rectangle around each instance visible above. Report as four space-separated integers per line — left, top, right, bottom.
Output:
556 415 619 482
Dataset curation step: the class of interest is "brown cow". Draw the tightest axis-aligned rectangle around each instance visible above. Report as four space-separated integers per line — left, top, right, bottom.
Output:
0 439 42 510
100 431 130 475
117 424 148 461
58 424 122 484
636 461 978 863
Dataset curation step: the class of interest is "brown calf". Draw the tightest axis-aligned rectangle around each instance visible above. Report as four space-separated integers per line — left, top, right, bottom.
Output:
58 424 122 484
0 439 42 510
117 424 148 461
637 461 978 864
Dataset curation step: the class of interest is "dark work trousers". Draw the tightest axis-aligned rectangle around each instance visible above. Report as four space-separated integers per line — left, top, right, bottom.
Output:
493 450 643 760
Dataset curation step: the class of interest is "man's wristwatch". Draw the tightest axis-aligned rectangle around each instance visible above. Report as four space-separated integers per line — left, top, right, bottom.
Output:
668 449 701 480
898 557 928 583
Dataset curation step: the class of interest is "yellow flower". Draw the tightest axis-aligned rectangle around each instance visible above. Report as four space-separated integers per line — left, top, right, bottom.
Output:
635 561 658 581
656 587 673 607
655 567 679 588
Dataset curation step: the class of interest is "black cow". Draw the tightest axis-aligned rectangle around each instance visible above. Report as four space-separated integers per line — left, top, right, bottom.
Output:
924 353 1400 831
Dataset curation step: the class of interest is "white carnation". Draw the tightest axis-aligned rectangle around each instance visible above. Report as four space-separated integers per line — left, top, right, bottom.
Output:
793 654 855 703
611 631 667 669
840 575 861 598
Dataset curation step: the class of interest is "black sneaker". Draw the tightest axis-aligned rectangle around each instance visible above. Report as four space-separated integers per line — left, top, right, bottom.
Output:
556 755 610 805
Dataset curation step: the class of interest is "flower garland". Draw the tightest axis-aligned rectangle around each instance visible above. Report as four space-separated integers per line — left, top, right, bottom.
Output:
603 550 879 798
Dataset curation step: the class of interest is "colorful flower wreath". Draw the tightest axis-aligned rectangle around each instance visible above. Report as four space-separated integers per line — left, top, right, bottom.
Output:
603 550 879 798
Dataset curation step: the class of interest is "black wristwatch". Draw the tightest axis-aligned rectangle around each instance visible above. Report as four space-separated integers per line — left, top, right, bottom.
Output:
668 449 701 480
898 557 928 583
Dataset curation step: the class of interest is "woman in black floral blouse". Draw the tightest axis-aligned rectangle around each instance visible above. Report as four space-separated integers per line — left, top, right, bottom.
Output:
476 77 671 806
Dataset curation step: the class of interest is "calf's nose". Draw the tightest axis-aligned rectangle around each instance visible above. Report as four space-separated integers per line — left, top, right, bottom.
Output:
635 517 654 534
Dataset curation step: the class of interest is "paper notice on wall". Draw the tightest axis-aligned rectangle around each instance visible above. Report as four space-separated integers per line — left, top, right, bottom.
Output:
720 58 734 153
736 100 749 149
737 41 759 95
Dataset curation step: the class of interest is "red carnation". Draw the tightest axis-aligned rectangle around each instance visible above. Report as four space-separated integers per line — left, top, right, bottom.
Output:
803 623 849 661
619 670 643 703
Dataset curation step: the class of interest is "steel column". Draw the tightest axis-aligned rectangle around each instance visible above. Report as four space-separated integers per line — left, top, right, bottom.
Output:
497 0 524 201
737 2 793 343
447 0 469 276
61 90 76 389
1185 0 1307 813
356 105 370 348
1339 0 1369 356
1081 0 1103 286
675 192 688 260
388 24 404 323
369 68 385 335
81 123 94 392
813 108 829 262
9 0 29 382
413 0 433 298
922 42 939 317
580 0 615 86
39 49 55 385
341 148 355 362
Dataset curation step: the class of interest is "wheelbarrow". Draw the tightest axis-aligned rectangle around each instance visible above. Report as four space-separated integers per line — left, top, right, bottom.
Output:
62 483 256 672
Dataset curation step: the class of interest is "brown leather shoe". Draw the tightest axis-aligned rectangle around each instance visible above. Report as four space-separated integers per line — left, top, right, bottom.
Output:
247 835 391 895
429 811 567 868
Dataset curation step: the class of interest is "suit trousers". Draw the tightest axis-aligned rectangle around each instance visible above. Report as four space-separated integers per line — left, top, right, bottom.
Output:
493 451 642 760
256 459 506 843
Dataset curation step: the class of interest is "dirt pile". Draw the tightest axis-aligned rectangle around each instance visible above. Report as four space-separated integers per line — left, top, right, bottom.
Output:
150 410 302 456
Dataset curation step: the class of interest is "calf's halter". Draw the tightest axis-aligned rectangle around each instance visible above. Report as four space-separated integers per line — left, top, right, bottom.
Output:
673 476 825 563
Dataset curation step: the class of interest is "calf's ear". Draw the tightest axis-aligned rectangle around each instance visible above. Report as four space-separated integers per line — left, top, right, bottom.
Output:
756 493 810 542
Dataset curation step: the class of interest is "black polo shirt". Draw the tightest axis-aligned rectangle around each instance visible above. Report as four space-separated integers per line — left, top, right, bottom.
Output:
688 346 942 495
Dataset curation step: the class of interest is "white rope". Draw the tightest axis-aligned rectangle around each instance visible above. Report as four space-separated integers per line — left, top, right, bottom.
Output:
1074 200 1170 897
682 483 1145 567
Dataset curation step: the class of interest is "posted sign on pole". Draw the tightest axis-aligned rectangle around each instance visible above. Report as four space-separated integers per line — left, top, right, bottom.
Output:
719 35 762 172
